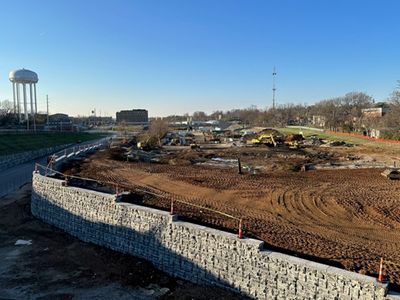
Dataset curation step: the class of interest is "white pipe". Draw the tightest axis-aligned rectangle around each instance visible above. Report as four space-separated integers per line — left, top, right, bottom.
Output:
23 84 28 121
12 82 16 115
30 84 36 131
16 83 21 123
34 84 37 114
29 83 33 117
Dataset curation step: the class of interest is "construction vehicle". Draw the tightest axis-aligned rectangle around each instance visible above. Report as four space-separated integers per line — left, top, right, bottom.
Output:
249 134 277 147
284 134 304 149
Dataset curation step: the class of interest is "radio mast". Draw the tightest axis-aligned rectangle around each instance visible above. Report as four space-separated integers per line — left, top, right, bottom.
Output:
272 66 277 109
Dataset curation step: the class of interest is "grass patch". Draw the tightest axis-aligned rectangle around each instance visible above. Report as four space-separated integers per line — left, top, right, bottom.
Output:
276 127 400 150
0 132 108 156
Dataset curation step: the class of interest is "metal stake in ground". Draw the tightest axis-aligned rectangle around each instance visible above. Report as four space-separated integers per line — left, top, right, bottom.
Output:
170 199 174 215
378 257 385 282
237 157 242 175
115 184 119 196
238 219 244 239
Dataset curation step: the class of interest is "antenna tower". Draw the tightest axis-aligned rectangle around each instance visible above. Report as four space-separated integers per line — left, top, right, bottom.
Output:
272 66 277 109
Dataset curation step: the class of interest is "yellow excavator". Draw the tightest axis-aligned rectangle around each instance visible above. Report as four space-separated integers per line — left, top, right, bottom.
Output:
284 134 304 149
250 134 277 147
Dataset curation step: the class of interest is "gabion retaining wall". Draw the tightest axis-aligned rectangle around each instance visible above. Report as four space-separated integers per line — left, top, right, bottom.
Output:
0 144 71 171
31 173 390 300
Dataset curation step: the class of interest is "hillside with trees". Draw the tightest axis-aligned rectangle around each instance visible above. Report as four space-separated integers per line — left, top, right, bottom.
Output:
162 84 400 140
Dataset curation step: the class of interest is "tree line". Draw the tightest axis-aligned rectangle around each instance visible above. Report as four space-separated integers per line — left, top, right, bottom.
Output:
163 84 400 139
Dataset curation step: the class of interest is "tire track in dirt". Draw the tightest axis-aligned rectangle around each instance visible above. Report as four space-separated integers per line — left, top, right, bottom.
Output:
73 153 400 288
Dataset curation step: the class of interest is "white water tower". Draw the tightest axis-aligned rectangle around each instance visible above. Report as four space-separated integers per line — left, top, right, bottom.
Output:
9 68 39 125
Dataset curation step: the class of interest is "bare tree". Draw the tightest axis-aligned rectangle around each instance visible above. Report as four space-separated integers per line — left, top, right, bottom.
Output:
150 91 376 132
381 85 400 133
149 118 169 146
192 111 208 121
0 100 15 126
309 92 374 131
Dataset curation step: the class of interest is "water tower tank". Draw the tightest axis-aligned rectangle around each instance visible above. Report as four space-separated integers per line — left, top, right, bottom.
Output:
9 69 38 83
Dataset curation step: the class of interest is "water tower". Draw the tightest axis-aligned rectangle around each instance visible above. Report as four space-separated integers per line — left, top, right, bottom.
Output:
9 69 39 125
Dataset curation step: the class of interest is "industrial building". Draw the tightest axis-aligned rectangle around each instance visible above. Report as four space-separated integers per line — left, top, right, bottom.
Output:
361 102 390 118
45 113 73 131
116 109 148 124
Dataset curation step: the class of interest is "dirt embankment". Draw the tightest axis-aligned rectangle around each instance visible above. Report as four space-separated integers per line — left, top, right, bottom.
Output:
0 185 245 300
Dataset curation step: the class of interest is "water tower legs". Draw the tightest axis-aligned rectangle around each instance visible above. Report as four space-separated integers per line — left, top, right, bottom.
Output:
29 83 34 117
16 83 21 123
34 83 37 114
23 83 28 122
12 82 16 116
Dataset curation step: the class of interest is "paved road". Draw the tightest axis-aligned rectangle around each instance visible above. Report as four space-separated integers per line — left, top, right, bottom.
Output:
0 139 107 199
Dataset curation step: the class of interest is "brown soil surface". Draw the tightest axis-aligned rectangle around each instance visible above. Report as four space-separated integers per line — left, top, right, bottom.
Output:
0 185 245 299
67 148 400 290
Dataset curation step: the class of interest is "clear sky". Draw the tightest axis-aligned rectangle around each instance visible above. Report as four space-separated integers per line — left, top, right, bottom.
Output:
0 0 399 117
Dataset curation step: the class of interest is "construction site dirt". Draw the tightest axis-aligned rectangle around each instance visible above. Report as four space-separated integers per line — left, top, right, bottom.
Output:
61 145 400 292
0 185 245 299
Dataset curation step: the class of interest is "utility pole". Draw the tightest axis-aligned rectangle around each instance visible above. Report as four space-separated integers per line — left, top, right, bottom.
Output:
46 95 49 125
272 66 277 109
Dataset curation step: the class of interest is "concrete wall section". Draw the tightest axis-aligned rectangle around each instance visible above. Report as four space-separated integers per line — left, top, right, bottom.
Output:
0 144 70 171
31 174 390 299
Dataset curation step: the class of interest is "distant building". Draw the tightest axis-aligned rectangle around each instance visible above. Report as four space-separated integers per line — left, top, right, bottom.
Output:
362 107 386 118
361 103 391 138
362 103 390 118
87 116 113 126
288 117 307 126
312 115 326 127
70 116 114 129
46 113 73 131
116 109 148 124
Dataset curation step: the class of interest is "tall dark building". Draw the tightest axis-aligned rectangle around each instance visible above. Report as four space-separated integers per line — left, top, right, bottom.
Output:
116 109 148 124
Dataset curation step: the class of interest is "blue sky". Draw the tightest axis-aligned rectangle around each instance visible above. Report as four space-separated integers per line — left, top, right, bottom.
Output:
0 0 399 117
